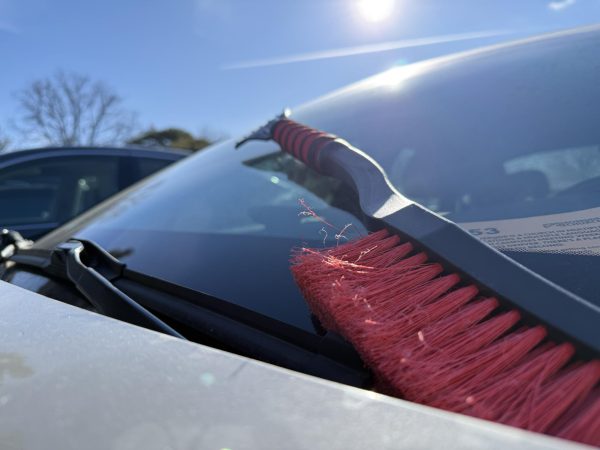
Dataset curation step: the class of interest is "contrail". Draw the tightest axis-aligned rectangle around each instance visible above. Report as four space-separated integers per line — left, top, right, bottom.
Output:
222 30 512 70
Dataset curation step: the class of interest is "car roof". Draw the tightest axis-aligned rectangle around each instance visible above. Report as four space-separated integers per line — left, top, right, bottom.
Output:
0 280 581 450
0 146 191 166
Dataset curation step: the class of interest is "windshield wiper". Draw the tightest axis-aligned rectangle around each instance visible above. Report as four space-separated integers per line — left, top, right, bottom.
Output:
8 238 370 387
9 239 184 339
0 229 33 261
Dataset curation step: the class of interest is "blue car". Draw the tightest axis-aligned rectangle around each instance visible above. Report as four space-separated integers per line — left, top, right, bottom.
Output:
0 146 188 239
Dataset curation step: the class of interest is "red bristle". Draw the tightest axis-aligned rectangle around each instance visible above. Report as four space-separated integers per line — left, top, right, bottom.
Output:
504 360 600 433
290 240 406 303
431 326 548 398
365 298 500 389
325 229 391 260
338 234 405 264
366 274 461 320
351 286 479 375
555 389 600 446
315 263 444 333
356 240 413 267
304 238 414 275
307 251 431 291
332 265 448 318
400 324 545 404
423 310 522 356
342 262 443 301
292 250 436 332
370 304 515 397
293 229 396 273
493 345 580 429
290 230 600 444
365 250 431 274
442 343 574 420
345 279 471 341
408 298 501 347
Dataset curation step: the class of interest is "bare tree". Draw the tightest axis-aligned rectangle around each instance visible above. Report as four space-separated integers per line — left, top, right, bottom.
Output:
15 71 137 146
0 126 9 152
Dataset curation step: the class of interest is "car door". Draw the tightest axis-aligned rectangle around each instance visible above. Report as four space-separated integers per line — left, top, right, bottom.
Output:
0 154 126 239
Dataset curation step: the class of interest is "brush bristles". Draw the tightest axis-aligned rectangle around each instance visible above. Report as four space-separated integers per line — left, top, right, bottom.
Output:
555 389 600 444
291 229 600 446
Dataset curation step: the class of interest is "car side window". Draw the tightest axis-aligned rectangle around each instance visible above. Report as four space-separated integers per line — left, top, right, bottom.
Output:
0 155 122 227
135 157 174 179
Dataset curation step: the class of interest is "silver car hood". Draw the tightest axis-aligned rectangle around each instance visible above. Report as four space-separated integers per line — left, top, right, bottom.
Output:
0 281 586 449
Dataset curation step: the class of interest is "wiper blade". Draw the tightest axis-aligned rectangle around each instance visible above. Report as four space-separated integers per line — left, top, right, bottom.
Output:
9 239 370 386
114 273 370 386
11 239 185 339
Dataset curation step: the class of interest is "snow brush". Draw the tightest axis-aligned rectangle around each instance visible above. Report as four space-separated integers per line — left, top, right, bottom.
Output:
236 113 600 446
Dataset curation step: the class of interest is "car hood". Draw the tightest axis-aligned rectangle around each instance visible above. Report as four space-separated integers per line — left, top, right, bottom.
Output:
0 281 583 450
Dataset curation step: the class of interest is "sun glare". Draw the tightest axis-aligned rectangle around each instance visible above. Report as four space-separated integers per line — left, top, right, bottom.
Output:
356 0 395 23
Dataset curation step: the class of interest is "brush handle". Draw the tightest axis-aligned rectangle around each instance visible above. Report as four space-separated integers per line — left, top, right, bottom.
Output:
272 119 410 217
273 118 600 356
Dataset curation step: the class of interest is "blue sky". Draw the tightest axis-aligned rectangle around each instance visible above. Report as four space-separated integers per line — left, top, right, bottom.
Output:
0 0 598 147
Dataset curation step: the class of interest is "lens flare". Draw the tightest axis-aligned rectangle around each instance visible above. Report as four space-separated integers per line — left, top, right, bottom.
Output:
356 0 395 23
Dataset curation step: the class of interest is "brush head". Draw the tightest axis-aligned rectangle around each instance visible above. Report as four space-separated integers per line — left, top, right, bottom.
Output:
244 115 600 444
291 229 600 446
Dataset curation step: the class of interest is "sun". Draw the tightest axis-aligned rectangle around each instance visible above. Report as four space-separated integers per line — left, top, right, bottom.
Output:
356 0 395 23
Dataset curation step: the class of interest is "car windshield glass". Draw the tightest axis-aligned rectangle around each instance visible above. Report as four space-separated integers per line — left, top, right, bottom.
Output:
39 142 366 332
288 32 600 304
294 32 600 224
36 31 600 327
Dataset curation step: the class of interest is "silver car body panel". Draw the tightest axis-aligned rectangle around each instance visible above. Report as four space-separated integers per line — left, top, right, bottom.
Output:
0 281 585 449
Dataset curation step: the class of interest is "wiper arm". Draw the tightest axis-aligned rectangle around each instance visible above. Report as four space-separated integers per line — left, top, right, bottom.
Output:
10 239 184 339
0 229 33 261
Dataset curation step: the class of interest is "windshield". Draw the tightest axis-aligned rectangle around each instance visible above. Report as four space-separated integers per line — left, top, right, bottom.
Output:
39 141 366 332
295 30 600 223
36 29 600 328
